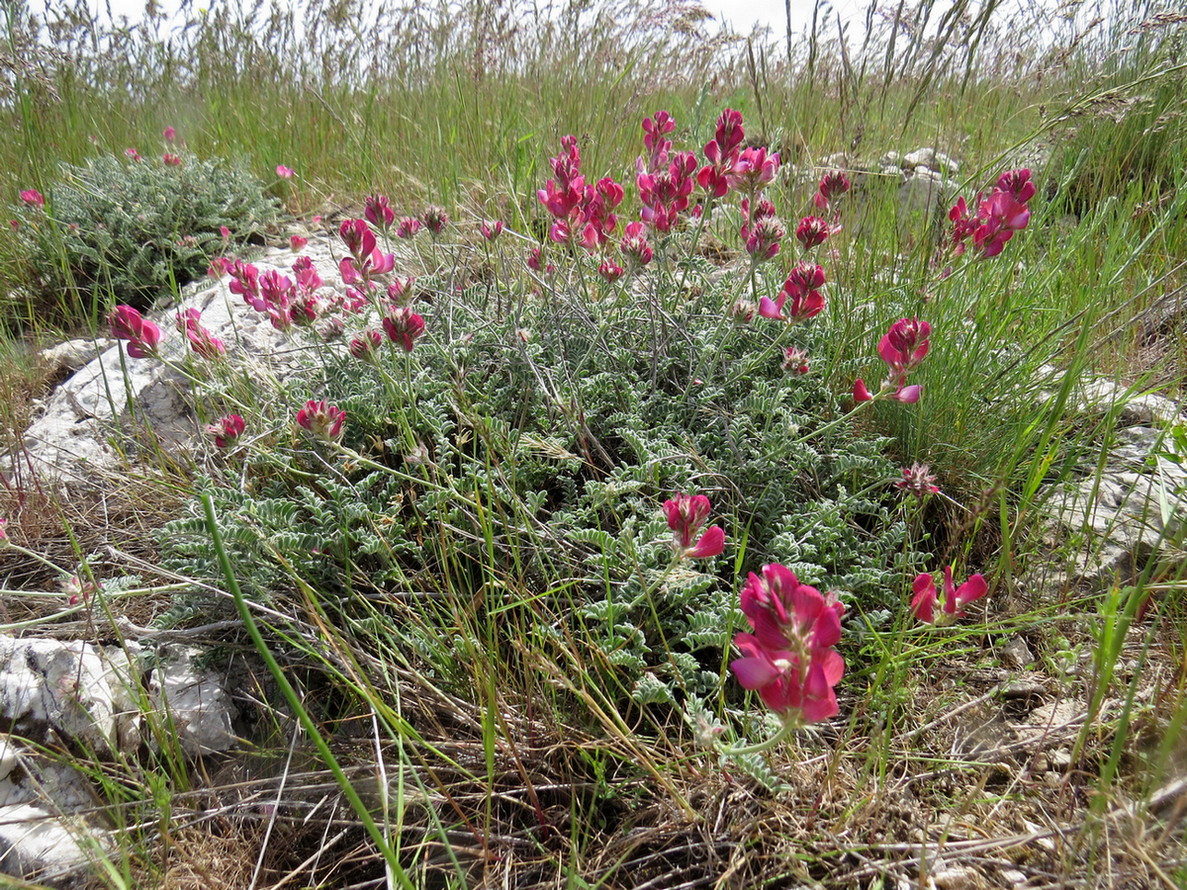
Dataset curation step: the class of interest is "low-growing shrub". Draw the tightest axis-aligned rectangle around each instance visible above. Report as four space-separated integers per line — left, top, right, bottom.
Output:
151 108 1035 717
10 144 279 321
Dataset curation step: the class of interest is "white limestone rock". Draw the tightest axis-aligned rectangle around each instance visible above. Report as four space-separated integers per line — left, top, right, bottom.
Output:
147 645 237 756
38 339 114 374
0 803 101 887
0 638 121 753
10 235 363 487
898 167 956 216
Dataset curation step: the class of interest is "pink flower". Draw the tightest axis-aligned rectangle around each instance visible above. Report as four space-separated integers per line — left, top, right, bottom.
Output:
549 176 623 250
878 317 930 379
640 110 676 173
259 269 294 314
124 148 141 162
63 574 97 606
422 205 449 236
108 305 162 358
276 164 295 179
292 257 322 292
782 346 810 375
226 260 262 307
219 226 231 240
0 517 8 543
726 146 780 195
663 492 725 559
296 399 346 441
537 135 584 219
339 247 395 285
538 136 625 248
813 170 850 211
480 219 504 241
19 189 44 208
364 194 395 230
996 168 1036 203
387 277 414 305
729 299 757 322
795 216 830 250
175 308 226 359
698 108 745 198
856 317 930 403
396 217 421 239
290 235 307 252
730 564 845 723
163 153 181 166
163 126 177 142
526 246 555 275
290 293 321 326
911 566 987 625
972 191 1029 258
620 221 653 267
382 306 425 352
740 198 783 263
349 330 385 361
638 152 698 232
207 414 245 448
948 197 978 255
896 463 939 499
339 219 376 261
598 260 624 283
949 168 1034 259
760 262 826 322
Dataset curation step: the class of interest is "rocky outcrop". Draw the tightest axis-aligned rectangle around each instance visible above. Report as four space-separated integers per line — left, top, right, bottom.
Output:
1031 374 1186 592
0 638 237 886
12 237 345 488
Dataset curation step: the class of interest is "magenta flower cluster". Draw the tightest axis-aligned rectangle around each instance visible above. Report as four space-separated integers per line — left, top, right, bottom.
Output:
108 305 162 358
949 168 1034 259
853 317 931 404
730 564 846 724
911 566 987 625
296 399 346 442
219 256 324 331
663 493 724 560
760 261 826 323
537 135 625 250
636 112 697 234
176 309 225 359
206 414 245 448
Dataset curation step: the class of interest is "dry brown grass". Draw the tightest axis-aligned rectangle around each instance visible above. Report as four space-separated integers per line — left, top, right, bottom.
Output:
0 469 185 629
76 603 1182 890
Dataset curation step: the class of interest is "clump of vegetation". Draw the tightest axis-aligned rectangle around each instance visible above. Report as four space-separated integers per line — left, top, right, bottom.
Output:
10 144 278 322
0 0 1185 888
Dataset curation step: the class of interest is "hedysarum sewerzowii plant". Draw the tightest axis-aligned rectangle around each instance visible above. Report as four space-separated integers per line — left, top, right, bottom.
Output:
176 308 226 359
383 306 426 353
948 168 1034 259
854 317 931 404
761 262 826 322
296 399 346 442
207 414 245 448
